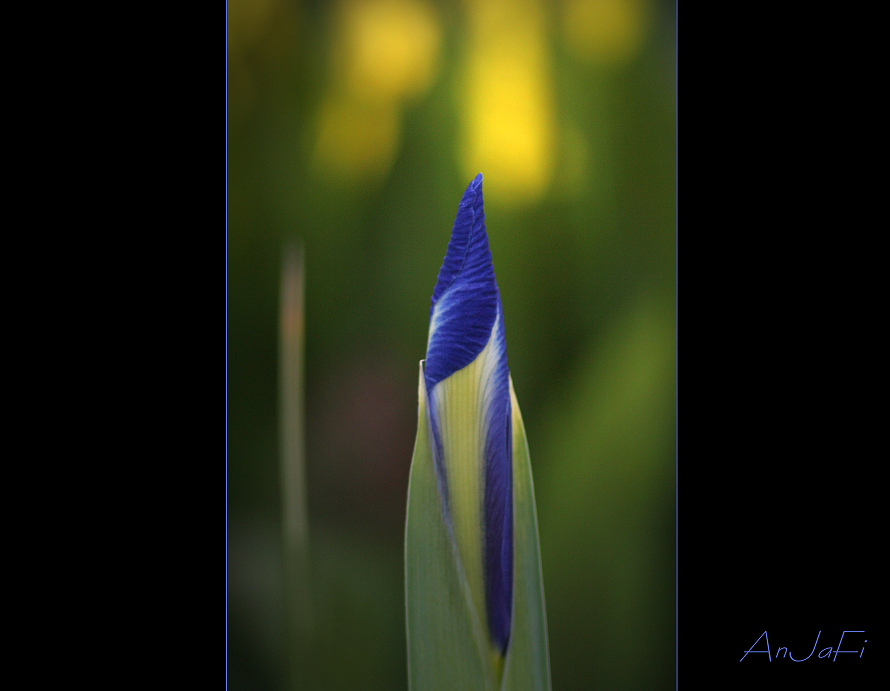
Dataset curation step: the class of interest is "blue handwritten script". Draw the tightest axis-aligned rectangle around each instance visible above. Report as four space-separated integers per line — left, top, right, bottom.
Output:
740 631 866 661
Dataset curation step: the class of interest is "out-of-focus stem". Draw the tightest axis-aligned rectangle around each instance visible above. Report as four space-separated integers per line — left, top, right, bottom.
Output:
279 243 311 690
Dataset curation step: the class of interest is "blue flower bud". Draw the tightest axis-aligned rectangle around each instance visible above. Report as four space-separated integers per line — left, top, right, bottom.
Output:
424 174 513 655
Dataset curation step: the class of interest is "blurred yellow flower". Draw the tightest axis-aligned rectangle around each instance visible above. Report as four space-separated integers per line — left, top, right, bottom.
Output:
334 0 441 104
313 0 441 183
459 0 556 205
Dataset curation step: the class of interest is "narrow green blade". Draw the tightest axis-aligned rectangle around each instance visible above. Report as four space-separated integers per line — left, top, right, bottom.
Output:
502 377 551 691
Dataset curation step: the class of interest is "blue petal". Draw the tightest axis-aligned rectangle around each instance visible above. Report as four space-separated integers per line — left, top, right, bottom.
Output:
482 309 513 654
425 173 498 391
424 174 513 654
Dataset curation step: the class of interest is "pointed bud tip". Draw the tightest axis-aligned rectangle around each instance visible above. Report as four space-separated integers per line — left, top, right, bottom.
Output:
458 173 483 208
426 175 498 388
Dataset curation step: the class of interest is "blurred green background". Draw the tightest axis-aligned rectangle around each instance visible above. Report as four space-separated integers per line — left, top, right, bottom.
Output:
227 0 675 689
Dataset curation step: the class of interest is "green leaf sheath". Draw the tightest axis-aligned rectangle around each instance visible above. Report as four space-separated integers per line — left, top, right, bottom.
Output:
405 365 551 691
406 362 495 691
501 377 551 691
